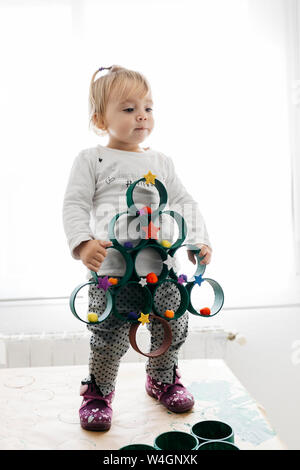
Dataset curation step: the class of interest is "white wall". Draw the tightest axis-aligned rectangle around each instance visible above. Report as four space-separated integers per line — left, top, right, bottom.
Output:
220 305 300 450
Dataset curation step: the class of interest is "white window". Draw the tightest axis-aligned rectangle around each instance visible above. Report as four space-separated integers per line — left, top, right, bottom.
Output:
286 0 300 275
0 0 299 333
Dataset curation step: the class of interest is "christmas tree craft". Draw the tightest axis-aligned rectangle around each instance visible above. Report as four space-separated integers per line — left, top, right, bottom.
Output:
69 171 224 357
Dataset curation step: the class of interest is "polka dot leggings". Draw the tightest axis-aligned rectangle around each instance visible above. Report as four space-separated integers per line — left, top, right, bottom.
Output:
86 280 189 396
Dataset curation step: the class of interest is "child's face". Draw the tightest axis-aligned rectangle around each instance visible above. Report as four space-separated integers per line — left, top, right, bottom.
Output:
102 89 154 150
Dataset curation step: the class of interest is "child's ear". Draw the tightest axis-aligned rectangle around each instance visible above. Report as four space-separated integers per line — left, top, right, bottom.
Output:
93 113 106 130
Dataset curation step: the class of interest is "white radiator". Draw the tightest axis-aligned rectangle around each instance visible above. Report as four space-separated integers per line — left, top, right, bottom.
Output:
0 327 243 369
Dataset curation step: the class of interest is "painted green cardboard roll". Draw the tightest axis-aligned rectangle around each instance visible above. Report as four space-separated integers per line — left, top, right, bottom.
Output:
126 176 168 217
168 243 206 282
191 420 234 444
154 431 199 450
129 313 173 358
132 242 169 283
68 170 225 356
186 277 224 317
150 278 189 320
69 279 113 325
112 281 153 322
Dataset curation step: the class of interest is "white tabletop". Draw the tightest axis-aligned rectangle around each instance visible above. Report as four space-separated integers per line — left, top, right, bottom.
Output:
0 358 286 450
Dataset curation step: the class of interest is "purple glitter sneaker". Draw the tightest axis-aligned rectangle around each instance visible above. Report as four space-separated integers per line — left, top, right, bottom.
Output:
145 368 194 413
79 377 114 431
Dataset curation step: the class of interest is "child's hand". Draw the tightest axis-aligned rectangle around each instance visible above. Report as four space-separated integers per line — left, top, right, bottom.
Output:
76 239 113 272
187 244 212 265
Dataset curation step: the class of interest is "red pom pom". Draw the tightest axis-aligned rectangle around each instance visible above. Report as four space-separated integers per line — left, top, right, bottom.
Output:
200 307 211 316
146 272 158 283
143 206 152 214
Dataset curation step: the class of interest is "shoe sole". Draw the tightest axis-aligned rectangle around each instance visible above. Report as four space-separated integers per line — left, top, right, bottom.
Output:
164 403 194 413
146 387 194 413
80 422 111 432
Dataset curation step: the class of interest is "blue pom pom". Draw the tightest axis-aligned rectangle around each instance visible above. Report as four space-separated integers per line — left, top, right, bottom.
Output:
124 241 134 249
127 311 139 320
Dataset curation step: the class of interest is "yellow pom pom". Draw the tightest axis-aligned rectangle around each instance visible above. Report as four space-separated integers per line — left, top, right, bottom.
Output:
160 240 172 248
87 312 98 323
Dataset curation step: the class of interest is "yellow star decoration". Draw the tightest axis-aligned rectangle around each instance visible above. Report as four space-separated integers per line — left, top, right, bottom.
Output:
143 171 156 185
138 312 150 325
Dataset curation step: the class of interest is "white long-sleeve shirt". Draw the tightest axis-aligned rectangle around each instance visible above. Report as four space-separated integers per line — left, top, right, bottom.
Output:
62 144 211 279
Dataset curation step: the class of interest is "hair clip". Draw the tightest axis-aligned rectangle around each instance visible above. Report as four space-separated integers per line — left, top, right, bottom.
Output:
98 66 112 72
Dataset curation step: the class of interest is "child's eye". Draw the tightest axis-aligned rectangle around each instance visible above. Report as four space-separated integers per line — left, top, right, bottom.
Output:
123 108 153 113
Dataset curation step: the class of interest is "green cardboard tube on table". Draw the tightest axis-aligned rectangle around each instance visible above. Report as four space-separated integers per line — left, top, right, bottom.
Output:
197 441 239 450
119 444 156 450
154 431 199 450
191 420 234 444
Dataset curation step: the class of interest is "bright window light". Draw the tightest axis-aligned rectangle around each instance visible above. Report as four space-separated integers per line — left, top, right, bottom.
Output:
0 0 297 316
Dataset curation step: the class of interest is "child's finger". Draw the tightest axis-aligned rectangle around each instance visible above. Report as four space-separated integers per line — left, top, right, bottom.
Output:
87 262 100 272
96 246 108 257
98 240 112 247
187 250 196 265
200 253 211 265
93 253 105 263
97 240 112 256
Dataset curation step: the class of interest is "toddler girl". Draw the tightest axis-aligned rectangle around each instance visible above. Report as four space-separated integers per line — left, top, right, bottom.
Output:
63 65 212 431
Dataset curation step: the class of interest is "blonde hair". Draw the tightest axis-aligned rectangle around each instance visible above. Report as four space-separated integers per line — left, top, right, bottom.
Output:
88 64 151 136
